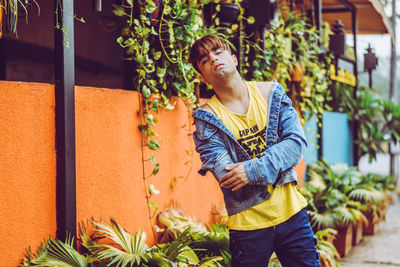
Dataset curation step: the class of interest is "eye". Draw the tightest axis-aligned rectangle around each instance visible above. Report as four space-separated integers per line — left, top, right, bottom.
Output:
201 57 208 65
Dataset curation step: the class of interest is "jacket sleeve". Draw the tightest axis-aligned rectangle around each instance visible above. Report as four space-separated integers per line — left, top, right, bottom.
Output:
243 92 307 185
193 122 236 181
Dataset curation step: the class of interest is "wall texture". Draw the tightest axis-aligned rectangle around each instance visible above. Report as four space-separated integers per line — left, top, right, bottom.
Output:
0 82 57 265
74 86 225 245
0 81 305 266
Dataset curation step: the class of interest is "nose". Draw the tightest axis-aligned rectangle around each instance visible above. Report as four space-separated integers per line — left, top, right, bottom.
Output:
209 52 218 63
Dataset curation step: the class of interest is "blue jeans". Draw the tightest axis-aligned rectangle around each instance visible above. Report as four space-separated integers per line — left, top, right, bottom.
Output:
229 209 321 267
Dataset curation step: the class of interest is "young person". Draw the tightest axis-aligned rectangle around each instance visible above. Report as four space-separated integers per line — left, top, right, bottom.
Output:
189 35 320 267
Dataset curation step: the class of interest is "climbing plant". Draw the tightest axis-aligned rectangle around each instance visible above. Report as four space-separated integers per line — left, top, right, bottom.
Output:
113 1 333 239
113 0 224 240
243 11 332 123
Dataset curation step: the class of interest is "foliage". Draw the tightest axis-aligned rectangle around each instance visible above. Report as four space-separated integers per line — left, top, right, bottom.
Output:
330 83 400 162
314 228 340 267
301 160 396 231
113 0 221 239
21 234 92 267
157 208 229 266
22 218 224 267
243 11 331 123
115 0 216 105
302 161 368 231
156 208 344 267
0 0 40 35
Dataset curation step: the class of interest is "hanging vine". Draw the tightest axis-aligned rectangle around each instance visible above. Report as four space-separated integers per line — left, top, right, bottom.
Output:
114 0 223 235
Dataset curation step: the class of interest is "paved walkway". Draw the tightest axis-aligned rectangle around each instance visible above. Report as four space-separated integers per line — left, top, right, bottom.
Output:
339 193 400 267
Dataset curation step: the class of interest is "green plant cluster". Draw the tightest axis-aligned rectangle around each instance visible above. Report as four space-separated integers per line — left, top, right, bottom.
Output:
115 0 215 105
330 83 400 162
155 208 339 267
243 11 332 123
298 161 397 266
113 0 221 239
0 0 40 34
20 206 345 267
301 160 396 232
21 218 224 267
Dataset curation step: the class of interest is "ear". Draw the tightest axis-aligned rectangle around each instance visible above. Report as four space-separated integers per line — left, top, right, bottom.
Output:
232 54 238 66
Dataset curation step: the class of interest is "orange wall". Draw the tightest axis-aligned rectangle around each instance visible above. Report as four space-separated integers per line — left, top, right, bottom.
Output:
75 86 224 245
0 81 305 266
0 81 224 266
0 82 57 266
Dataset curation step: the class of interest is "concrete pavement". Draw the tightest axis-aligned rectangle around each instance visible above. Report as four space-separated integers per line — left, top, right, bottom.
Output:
339 193 400 267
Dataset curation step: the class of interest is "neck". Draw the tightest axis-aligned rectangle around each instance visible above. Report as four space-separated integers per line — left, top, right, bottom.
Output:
211 72 247 104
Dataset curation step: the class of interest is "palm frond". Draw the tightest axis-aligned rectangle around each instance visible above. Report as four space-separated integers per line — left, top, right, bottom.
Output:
349 188 384 203
90 219 152 266
30 235 88 267
315 228 340 267
198 256 224 267
159 227 200 265
333 206 358 227
21 238 49 266
308 211 336 231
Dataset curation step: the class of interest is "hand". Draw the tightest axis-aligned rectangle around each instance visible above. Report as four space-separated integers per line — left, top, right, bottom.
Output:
219 163 249 191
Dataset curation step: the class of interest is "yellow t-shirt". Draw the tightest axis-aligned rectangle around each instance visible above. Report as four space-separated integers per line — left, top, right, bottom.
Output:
207 81 307 230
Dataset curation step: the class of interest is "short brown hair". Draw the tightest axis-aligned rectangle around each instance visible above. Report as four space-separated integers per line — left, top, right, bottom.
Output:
188 35 231 73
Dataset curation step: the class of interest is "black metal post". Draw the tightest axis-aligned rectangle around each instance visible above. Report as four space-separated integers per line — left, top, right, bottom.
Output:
54 0 77 244
351 9 359 166
314 0 322 41
0 41 6 80
368 69 372 88
93 0 102 12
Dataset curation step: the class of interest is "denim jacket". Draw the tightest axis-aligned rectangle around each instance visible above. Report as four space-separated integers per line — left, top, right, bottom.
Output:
192 81 307 216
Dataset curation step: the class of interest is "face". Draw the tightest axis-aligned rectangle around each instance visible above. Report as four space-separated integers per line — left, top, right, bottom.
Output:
197 48 238 84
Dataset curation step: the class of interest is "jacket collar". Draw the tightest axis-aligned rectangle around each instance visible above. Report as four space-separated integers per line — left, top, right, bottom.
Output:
192 81 280 140
192 107 237 141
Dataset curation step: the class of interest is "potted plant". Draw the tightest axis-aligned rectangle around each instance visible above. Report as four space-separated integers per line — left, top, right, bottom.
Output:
315 228 341 267
217 2 240 27
203 0 240 28
352 217 363 245
301 161 367 257
348 173 393 235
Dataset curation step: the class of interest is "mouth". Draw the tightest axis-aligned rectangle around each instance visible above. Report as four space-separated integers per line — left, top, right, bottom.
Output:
214 64 224 71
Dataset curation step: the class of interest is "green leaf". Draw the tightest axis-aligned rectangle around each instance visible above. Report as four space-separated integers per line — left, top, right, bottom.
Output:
153 163 160 175
149 202 159 211
157 67 166 77
113 7 126 17
148 139 161 150
153 51 162 60
152 100 159 111
146 114 155 125
176 246 199 264
91 220 151 265
247 16 255 25
137 55 145 64
151 153 156 164
142 85 151 98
